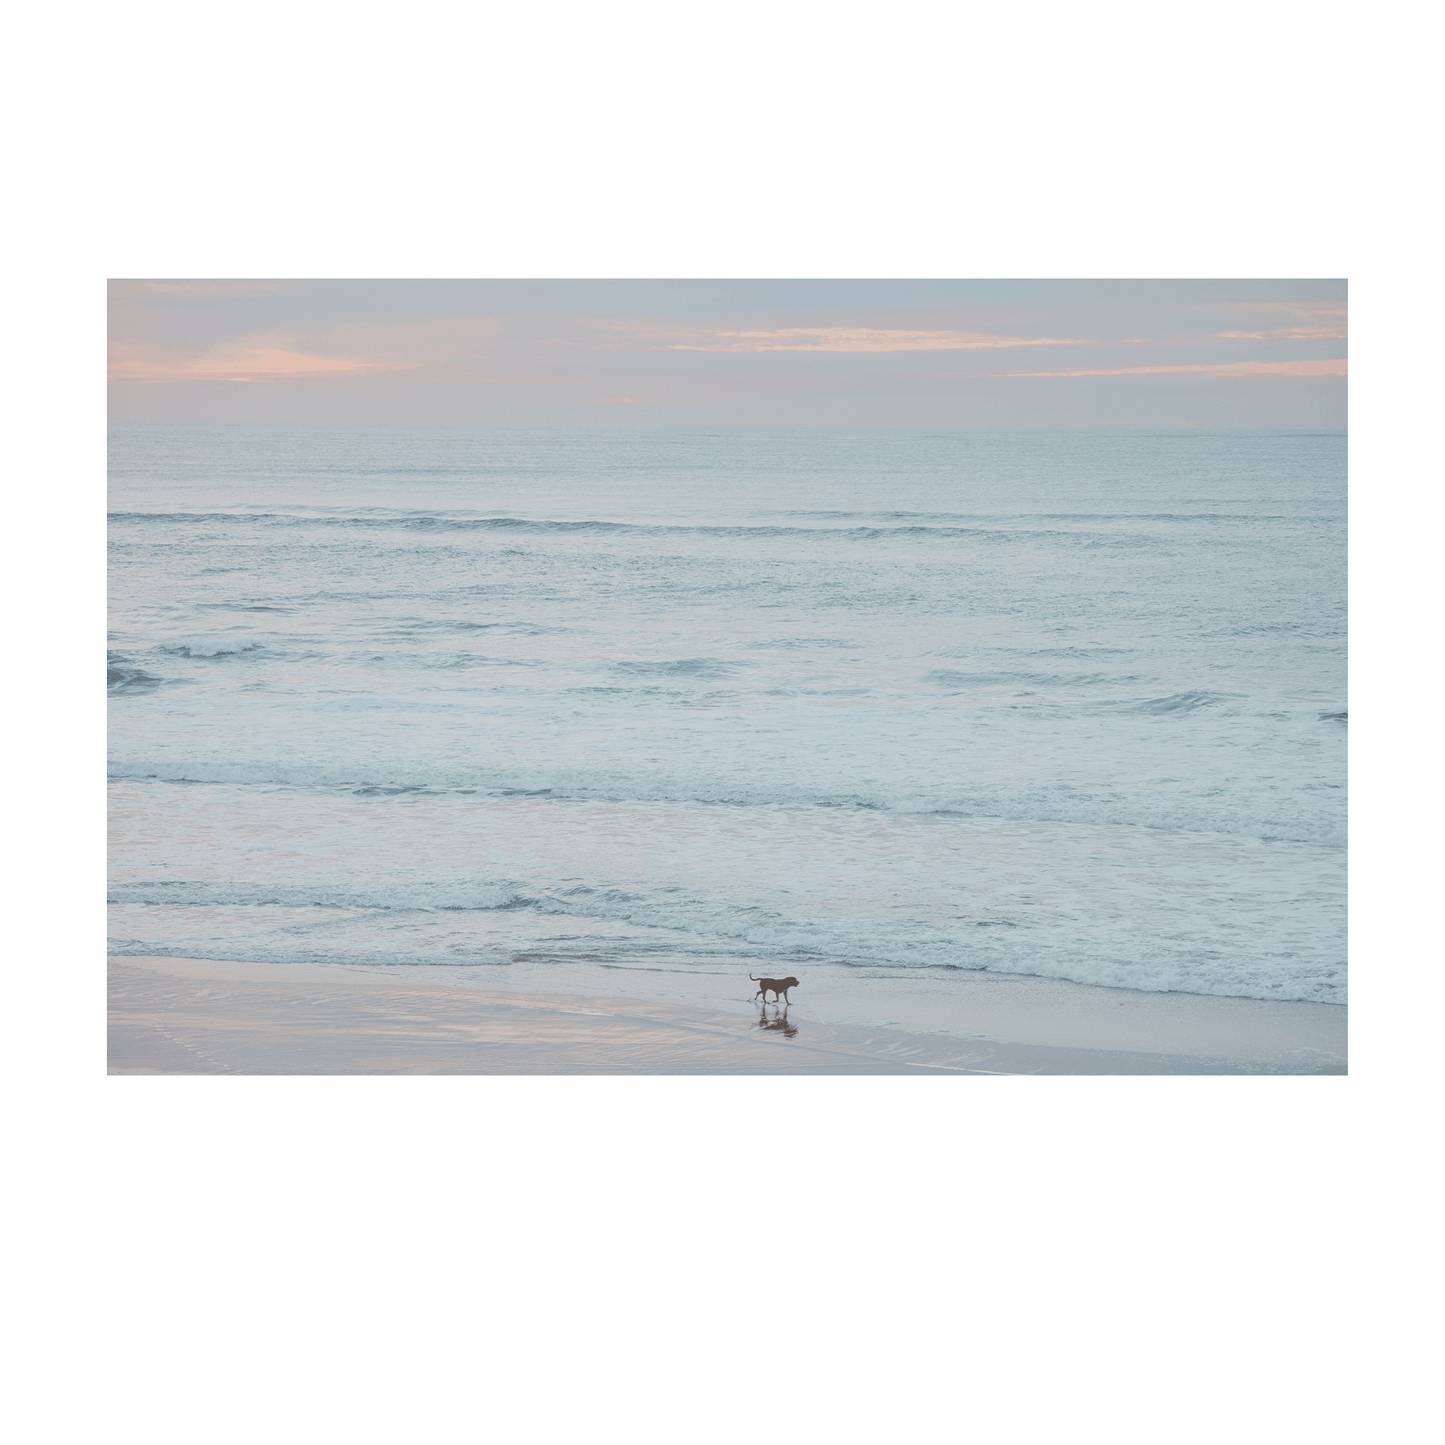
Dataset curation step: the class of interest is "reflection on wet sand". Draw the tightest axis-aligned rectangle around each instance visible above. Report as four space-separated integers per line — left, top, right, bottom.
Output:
756 1003 798 1039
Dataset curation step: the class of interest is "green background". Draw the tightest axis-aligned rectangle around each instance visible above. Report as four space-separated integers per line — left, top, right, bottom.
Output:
14 5 1421 1439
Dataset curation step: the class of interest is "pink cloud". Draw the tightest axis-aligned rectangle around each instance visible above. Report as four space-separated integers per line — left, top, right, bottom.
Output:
671 327 1103 353
107 318 509 384
1215 326 1347 340
108 341 406 383
990 359 1347 379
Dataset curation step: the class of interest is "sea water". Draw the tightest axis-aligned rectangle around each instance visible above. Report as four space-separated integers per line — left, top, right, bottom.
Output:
108 426 1346 1012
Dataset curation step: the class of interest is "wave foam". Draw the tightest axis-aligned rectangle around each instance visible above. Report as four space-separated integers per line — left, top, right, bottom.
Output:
157 639 265 658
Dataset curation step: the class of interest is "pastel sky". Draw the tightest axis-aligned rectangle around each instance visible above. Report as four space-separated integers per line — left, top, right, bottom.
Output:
108 280 1345 427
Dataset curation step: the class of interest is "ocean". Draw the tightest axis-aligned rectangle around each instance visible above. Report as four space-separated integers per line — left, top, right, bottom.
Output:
107 425 1346 1017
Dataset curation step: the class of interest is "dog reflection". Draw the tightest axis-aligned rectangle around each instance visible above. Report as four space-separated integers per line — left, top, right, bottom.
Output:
756 1003 798 1039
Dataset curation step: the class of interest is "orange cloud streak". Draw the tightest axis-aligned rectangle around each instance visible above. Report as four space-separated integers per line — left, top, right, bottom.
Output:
672 327 1100 353
1215 326 1347 340
990 359 1347 379
109 343 411 384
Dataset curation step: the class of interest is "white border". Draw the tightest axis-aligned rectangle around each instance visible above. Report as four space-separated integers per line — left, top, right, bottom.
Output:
50 228 1392 1127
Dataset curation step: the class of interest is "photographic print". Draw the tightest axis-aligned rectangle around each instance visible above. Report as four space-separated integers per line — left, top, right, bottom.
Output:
107 279 1346 1074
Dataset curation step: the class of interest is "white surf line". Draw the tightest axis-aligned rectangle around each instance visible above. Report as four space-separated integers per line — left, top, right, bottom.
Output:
895 1061 1023 1074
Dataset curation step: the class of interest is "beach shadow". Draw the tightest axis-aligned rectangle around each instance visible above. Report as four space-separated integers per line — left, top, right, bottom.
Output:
756 1003 798 1039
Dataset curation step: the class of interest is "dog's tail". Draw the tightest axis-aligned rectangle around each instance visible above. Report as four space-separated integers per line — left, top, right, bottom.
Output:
749 974 758 981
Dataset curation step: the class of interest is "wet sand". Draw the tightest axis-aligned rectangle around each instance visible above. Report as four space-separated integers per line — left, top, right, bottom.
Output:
108 956 1346 1075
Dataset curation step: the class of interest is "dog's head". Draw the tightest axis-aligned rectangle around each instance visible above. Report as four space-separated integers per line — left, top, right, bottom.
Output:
783 977 799 990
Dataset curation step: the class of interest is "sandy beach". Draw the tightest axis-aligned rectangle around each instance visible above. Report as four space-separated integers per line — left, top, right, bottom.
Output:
109 955 1346 1075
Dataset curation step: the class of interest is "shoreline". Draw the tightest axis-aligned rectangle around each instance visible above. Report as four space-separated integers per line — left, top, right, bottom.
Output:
108 956 1346 1075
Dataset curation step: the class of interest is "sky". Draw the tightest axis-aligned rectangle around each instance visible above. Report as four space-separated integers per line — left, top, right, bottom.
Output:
108 279 1346 428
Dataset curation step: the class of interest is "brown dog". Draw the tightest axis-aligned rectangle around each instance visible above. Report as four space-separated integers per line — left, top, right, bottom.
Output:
750 973 799 1004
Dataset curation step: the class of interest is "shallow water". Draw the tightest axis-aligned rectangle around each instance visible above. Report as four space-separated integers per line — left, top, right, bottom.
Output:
108 426 1346 1005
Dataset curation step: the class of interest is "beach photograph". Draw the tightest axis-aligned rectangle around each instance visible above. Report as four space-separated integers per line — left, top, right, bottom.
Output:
19 3 1438 1441
108 279 1346 1075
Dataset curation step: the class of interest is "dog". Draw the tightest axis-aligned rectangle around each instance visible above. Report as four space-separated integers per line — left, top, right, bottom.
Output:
750 973 799 1005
